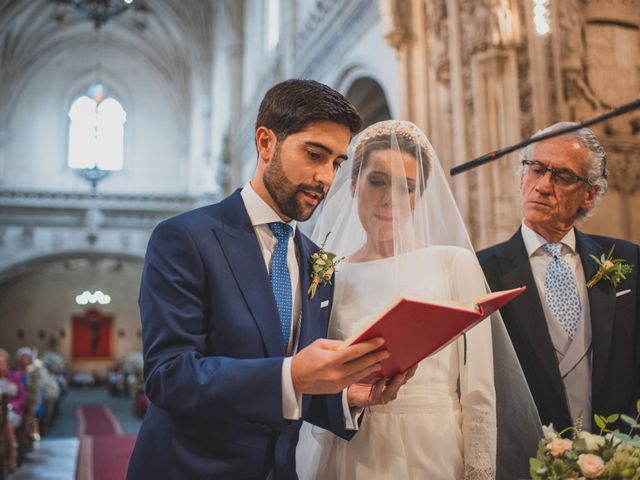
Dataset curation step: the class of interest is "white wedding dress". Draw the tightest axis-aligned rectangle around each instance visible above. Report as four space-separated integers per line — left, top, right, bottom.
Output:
296 246 497 480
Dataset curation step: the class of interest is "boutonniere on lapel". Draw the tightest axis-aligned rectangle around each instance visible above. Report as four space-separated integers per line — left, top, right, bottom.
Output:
586 244 634 288
308 232 344 299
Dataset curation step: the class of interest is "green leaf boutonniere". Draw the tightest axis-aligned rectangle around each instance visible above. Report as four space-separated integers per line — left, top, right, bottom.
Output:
586 244 634 289
308 232 344 299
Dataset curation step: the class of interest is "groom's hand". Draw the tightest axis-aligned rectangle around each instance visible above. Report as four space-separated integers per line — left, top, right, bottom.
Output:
291 338 388 396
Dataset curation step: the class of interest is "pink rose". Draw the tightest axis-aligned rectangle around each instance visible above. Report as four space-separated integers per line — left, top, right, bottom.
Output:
546 438 573 457
577 453 605 478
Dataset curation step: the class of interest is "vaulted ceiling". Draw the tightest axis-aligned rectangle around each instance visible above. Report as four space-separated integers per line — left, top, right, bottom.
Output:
0 0 216 128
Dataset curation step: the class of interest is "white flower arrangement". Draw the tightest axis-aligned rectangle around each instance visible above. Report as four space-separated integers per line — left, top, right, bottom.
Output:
530 401 640 479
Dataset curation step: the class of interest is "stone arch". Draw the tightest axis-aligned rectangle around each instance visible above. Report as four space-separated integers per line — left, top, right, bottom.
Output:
335 66 394 129
0 249 144 288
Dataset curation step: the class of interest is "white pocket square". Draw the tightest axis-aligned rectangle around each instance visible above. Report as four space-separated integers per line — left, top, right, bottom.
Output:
616 289 631 298
320 300 329 308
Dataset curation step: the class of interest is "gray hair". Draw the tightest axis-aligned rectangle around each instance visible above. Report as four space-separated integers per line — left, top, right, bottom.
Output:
16 346 33 360
518 121 609 220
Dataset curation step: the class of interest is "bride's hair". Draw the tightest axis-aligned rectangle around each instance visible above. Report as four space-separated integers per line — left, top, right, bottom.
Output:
351 129 433 194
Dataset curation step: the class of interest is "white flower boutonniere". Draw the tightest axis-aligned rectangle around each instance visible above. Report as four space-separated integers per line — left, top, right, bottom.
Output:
308 232 344 299
586 244 634 289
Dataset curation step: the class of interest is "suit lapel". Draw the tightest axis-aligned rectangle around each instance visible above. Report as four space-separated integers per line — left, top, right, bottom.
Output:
212 191 283 357
295 233 321 349
498 230 568 406
575 230 616 395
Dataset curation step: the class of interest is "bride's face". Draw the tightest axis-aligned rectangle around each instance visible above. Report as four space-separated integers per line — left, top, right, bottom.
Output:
354 148 418 243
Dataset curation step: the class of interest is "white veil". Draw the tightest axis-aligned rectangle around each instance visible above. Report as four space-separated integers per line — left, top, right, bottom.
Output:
303 120 541 479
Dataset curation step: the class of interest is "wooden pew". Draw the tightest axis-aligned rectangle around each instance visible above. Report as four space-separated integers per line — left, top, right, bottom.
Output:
0 392 8 480
15 403 32 467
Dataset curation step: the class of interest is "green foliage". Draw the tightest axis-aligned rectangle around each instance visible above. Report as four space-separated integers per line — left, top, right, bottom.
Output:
307 232 344 299
530 401 640 479
587 244 635 288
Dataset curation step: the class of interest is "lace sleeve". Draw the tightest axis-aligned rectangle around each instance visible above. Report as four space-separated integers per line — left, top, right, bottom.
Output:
463 412 497 479
460 318 497 479
460 325 498 480
451 249 497 479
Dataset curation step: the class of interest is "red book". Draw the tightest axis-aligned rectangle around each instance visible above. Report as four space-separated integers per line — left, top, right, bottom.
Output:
340 286 526 380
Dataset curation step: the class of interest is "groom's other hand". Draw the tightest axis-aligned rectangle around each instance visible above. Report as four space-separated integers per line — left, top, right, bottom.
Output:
291 338 388 395
347 363 419 408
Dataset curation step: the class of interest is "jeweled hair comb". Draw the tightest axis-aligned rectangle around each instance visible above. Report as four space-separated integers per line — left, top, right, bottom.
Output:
353 120 433 158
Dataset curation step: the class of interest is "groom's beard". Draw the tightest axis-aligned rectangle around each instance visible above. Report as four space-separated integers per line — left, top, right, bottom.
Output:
263 147 325 221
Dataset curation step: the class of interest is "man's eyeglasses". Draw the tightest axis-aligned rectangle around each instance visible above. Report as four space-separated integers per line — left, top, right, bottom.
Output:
521 160 591 187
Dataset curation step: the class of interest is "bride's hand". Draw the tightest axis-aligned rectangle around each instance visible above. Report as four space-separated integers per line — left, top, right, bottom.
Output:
346 381 385 408
381 363 418 400
347 363 418 408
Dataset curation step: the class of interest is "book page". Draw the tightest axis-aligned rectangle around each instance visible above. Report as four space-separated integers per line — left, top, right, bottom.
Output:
340 293 479 348
474 287 523 305
399 293 479 313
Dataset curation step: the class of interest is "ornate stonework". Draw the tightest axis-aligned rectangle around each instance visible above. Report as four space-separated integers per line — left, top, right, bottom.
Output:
605 141 640 196
379 0 414 50
557 0 640 195
427 0 450 84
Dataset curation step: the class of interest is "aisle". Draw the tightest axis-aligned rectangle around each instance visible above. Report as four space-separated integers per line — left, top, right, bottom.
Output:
76 405 137 480
10 439 79 480
10 388 142 480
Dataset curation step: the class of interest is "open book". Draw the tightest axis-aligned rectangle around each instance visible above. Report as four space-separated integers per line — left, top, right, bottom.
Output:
340 286 526 380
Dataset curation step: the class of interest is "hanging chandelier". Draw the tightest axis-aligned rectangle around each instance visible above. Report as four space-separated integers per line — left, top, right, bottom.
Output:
53 0 148 29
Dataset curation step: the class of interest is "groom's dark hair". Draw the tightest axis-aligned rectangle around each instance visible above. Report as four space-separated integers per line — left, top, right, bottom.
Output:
255 79 362 140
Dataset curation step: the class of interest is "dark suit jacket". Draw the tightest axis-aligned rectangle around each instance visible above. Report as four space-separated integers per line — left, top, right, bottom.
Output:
126 190 349 480
478 228 639 432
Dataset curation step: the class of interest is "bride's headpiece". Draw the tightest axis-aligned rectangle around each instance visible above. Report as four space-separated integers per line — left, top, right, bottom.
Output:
353 120 434 158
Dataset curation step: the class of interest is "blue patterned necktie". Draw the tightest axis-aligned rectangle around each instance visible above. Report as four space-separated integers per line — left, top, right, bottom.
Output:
268 222 293 351
542 243 582 338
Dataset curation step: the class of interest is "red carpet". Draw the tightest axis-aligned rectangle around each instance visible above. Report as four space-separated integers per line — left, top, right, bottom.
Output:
76 434 137 480
76 406 135 480
76 406 124 437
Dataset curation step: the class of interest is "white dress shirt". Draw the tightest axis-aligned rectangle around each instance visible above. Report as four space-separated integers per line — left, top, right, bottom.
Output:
241 184 303 419
521 223 593 426
241 183 359 428
521 222 590 352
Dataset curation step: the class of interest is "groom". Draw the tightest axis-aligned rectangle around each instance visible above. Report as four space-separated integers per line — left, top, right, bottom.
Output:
126 80 403 480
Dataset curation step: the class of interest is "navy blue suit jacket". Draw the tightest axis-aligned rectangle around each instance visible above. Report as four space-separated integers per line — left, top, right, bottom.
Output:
126 191 350 479
478 228 640 432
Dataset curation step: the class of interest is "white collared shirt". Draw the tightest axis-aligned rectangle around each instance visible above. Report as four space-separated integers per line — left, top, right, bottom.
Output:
241 183 302 419
520 222 590 352
240 183 360 429
241 183 302 351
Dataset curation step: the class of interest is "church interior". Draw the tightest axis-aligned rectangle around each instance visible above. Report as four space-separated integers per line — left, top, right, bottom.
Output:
0 0 638 478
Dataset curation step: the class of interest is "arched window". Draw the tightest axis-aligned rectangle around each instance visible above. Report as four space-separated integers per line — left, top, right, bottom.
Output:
68 86 126 171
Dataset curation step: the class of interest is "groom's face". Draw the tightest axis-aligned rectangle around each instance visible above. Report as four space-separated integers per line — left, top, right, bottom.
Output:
262 121 350 221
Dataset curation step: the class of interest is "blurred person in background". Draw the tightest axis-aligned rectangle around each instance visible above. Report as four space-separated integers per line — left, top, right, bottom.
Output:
0 348 27 472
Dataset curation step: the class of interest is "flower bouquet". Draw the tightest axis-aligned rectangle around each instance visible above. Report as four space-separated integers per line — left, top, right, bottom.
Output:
530 401 640 479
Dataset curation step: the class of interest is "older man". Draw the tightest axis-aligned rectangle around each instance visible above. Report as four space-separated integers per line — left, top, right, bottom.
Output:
478 122 639 432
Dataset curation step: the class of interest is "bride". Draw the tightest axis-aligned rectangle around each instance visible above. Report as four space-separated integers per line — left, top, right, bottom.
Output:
297 120 497 479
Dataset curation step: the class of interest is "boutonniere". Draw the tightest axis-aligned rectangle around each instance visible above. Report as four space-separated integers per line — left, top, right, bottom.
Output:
308 232 344 299
586 244 634 288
